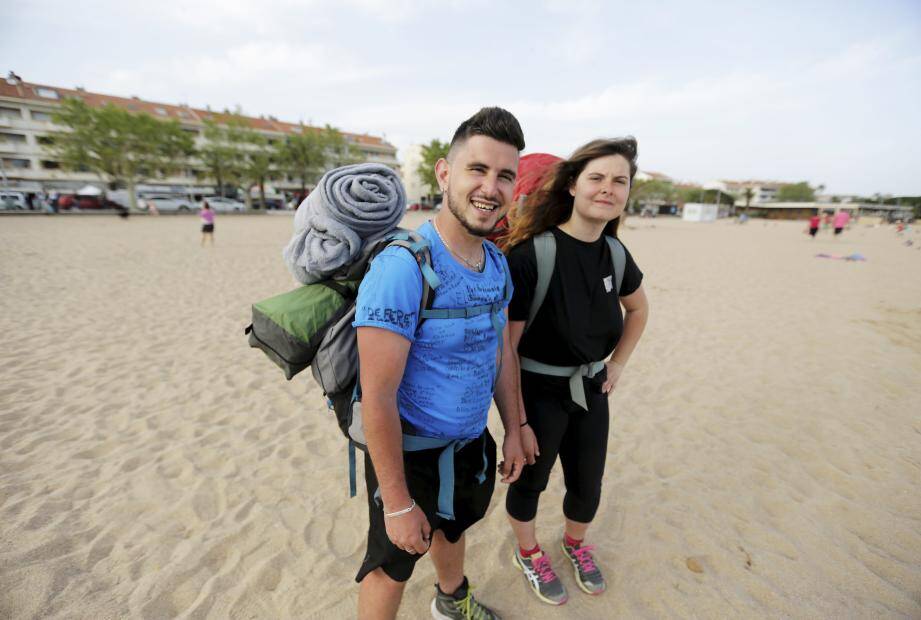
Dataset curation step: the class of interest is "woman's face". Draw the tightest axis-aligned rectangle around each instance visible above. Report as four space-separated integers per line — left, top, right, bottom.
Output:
568 154 631 225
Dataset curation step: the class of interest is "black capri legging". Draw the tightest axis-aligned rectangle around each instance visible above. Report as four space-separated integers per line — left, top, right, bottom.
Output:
506 368 610 523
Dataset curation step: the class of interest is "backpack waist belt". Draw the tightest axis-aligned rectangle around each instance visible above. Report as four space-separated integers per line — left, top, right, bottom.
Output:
519 357 606 410
367 434 488 521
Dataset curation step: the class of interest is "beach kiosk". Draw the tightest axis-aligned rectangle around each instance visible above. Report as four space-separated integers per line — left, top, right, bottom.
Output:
682 202 719 222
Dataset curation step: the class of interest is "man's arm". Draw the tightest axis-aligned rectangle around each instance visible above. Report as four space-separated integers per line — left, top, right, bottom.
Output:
507 319 539 464
357 326 431 554
493 311 525 483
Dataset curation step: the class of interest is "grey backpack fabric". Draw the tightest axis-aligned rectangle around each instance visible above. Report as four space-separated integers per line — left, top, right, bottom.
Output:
525 230 626 332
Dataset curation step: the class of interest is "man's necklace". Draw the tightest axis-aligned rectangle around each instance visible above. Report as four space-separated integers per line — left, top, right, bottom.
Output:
432 219 484 272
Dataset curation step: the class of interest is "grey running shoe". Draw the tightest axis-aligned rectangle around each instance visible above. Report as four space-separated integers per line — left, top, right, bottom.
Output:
512 547 568 605
561 540 606 594
431 579 501 620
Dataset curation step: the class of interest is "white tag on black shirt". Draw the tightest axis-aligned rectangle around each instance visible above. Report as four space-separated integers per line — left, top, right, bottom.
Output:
603 275 613 293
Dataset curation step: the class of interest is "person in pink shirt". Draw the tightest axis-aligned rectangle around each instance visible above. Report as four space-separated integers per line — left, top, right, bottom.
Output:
200 201 215 246
808 213 821 237
833 210 850 236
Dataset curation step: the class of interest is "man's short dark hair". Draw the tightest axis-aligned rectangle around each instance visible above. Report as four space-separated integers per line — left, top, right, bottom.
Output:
449 107 525 157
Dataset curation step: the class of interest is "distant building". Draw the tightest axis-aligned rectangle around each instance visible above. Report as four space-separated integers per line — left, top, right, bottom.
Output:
704 179 788 206
634 170 672 183
400 144 426 204
0 73 398 195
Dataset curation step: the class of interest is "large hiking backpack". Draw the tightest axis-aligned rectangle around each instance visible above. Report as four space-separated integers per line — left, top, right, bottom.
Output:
247 230 512 514
246 229 438 388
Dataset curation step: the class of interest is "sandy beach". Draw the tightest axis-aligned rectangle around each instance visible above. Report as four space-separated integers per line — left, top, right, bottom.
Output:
1 211 919 619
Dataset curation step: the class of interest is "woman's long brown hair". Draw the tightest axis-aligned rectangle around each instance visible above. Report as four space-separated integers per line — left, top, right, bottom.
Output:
501 137 638 251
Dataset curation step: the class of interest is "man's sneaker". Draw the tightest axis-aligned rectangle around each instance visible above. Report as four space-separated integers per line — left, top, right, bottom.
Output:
561 540 606 594
512 547 568 605
431 578 501 620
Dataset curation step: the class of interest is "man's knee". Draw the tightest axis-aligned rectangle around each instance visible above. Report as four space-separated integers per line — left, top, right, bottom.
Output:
358 567 406 620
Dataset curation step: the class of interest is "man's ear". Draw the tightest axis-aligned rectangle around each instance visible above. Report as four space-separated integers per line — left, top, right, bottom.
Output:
435 158 450 192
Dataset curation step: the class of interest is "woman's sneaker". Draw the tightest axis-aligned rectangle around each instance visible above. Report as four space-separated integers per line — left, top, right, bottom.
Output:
512 547 568 605
431 578 501 620
561 540 606 594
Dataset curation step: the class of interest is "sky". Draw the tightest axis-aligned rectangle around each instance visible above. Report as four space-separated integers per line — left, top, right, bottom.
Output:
3 0 920 196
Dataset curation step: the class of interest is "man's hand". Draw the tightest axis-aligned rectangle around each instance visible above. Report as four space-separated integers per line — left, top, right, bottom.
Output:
383 503 432 555
602 360 625 394
520 423 540 465
499 433 525 483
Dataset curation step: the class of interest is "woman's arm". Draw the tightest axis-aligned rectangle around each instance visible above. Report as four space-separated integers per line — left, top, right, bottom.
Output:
603 284 649 393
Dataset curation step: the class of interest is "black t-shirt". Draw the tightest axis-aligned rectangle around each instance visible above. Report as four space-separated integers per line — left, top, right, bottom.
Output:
507 227 643 366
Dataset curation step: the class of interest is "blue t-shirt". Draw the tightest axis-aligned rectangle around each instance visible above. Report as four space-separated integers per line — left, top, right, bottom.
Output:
353 221 511 439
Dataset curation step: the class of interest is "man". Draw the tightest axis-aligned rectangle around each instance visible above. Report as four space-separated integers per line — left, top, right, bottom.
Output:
353 107 527 620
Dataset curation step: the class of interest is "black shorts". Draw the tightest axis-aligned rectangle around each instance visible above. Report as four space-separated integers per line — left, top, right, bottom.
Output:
355 429 497 583
834 227 843 235
202 223 214 233
809 227 818 237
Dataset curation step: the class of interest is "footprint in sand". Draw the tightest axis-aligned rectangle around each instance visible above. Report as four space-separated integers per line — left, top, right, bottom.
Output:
191 479 221 522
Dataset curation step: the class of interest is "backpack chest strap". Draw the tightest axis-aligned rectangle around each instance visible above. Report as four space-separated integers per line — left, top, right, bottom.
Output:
519 357 606 410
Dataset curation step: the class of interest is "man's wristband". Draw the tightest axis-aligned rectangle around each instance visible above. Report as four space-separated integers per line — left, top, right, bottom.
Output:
384 499 416 518
520 421 529 427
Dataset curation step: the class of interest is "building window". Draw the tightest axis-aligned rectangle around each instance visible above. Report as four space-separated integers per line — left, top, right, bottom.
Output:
35 87 60 99
155 107 168 116
0 106 21 119
37 135 55 146
0 132 27 144
41 160 61 169
30 110 53 122
2 158 31 169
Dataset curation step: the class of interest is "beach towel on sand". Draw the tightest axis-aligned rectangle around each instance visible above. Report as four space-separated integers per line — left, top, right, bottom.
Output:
283 163 406 284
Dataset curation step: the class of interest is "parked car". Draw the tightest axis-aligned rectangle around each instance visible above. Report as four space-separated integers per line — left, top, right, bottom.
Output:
0 191 28 210
140 194 195 212
201 196 245 212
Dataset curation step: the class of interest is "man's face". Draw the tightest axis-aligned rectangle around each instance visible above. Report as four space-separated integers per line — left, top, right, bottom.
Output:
436 135 519 237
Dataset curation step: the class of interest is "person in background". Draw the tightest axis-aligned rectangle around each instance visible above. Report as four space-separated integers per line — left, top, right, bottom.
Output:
833 210 850 236
808 212 821 237
200 201 215 246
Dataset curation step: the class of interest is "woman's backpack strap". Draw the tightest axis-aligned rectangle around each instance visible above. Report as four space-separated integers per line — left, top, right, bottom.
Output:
525 231 555 332
605 235 626 296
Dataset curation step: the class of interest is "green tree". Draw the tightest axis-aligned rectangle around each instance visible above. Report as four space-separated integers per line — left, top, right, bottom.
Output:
777 182 816 202
198 115 250 199
241 129 274 210
742 187 755 212
276 124 358 196
629 179 676 210
417 139 449 202
49 98 194 211
278 125 325 196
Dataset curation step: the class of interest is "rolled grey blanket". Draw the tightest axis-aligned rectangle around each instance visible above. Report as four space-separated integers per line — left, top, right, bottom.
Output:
283 163 406 283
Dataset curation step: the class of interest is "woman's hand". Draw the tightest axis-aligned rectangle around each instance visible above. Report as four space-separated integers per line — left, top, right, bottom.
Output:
520 423 540 465
602 360 625 394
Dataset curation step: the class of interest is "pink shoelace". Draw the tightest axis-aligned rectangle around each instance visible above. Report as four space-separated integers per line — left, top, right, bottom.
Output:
570 544 598 573
531 553 558 584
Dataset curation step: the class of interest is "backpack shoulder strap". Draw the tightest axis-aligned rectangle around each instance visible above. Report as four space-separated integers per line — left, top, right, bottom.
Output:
605 235 626 296
525 231 555 332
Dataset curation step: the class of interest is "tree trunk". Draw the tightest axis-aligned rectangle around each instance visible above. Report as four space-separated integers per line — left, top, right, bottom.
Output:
258 179 266 210
127 179 139 212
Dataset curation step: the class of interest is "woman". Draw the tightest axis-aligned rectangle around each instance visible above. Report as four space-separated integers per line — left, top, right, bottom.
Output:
501 138 649 605
200 201 215 246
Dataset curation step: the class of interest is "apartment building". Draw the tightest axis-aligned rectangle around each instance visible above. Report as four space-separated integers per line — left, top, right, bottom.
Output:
0 73 398 195
704 179 786 205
